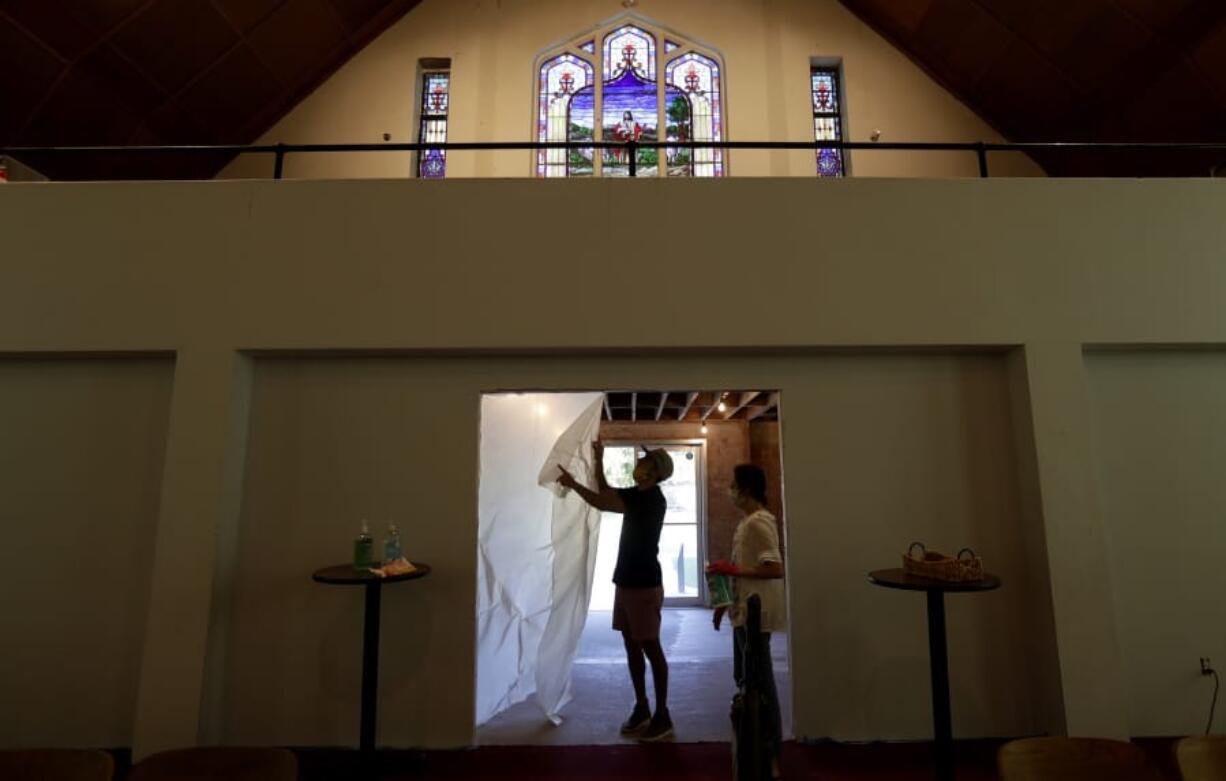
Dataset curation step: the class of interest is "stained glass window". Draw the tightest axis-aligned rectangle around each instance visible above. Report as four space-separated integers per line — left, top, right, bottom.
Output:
602 25 658 177
665 52 723 177
603 25 655 80
417 70 449 178
811 66 844 177
536 22 724 178
537 54 595 177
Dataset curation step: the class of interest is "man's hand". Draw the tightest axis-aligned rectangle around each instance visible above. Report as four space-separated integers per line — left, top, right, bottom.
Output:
558 459 626 513
592 440 604 460
713 605 727 631
556 465 579 490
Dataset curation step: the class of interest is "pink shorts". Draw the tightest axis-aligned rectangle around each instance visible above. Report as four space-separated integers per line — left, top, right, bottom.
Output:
612 586 664 641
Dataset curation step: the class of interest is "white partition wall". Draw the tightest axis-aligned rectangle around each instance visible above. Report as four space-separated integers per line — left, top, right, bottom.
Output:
789 353 1054 739
1086 350 1226 738
0 358 174 748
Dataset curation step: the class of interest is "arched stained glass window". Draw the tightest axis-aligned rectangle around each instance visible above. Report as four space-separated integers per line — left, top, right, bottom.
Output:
535 18 725 178
537 54 595 177
602 25 657 177
603 25 655 80
665 52 723 177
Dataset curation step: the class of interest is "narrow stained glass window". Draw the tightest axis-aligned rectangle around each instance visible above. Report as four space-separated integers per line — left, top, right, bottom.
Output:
811 66 844 177
664 39 680 53
537 54 595 177
665 52 723 177
579 40 595 54
417 71 450 178
602 25 657 177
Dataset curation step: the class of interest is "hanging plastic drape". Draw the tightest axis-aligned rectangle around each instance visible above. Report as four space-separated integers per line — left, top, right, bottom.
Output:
475 393 603 726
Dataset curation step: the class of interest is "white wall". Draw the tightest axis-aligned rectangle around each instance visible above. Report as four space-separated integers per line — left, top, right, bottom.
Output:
0 358 174 748
795 353 1051 739
1086 350 1226 737
220 0 1041 180
4 174 1226 752
218 358 481 746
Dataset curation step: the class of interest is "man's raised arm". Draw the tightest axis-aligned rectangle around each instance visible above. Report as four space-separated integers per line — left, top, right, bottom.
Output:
557 441 625 513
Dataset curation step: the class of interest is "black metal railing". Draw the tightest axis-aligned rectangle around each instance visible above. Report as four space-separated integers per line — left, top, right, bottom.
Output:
4 139 1226 179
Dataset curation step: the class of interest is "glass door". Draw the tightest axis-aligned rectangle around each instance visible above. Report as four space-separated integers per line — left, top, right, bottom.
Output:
590 441 706 609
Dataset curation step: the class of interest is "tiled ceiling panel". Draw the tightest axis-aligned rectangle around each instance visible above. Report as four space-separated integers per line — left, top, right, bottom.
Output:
111 0 240 95
247 0 348 88
840 0 1226 175
0 14 64 140
1 0 422 179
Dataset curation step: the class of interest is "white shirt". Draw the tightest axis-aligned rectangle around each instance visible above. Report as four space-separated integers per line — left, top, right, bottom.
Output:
730 509 787 633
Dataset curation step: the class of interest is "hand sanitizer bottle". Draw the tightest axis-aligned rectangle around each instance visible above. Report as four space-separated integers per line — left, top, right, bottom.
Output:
383 523 402 563
353 520 374 570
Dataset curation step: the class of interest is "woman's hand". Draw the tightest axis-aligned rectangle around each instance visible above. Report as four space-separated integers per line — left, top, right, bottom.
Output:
706 560 740 576
712 606 727 631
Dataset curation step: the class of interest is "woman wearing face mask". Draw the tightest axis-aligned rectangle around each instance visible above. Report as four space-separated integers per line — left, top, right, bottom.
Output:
709 463 786 778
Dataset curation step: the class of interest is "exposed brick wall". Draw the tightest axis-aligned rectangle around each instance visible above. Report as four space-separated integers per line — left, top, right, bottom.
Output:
599 420 748 564
749 421 786 558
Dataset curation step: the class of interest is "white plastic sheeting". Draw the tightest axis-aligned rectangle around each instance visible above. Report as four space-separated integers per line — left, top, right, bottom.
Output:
475 393 604 726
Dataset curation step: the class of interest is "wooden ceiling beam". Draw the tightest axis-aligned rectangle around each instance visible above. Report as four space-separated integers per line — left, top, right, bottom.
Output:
747 392 780 421
723 391 760 419
678 392 699 421
701 392 726 423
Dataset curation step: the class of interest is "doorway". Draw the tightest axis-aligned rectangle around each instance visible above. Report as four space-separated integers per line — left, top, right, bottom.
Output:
475 388 790 745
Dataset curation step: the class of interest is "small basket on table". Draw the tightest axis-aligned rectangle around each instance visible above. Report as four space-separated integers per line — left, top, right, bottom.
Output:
902 542 984 582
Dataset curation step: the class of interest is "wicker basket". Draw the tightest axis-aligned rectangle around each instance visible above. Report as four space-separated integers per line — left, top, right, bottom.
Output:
902 542 984 582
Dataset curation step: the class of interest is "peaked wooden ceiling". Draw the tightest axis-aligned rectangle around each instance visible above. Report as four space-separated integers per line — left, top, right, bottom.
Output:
0 0 423 180
3 0 1224 179
838 0 1226 176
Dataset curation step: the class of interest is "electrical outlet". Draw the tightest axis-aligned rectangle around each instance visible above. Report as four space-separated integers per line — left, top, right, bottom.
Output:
1201 657 1214 675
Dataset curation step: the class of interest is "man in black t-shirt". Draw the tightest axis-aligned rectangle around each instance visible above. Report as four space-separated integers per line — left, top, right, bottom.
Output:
558 442 674 742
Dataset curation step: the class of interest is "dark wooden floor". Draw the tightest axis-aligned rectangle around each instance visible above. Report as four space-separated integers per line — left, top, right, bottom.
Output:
104 737 1183 780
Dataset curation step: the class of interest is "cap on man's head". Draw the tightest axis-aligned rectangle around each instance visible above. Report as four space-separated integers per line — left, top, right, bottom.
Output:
643 448 674 482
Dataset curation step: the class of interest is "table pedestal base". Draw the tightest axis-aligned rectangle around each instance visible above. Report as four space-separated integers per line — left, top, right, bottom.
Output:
360 582 382 776
926 591 953 781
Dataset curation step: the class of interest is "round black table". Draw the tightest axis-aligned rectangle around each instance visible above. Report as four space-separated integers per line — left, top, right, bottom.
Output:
868 568 1001 781
313 562 431 775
